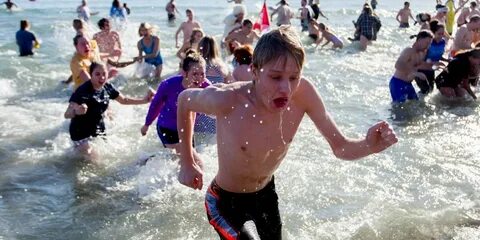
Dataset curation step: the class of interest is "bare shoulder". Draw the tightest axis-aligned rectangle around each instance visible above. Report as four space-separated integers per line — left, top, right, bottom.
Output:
292 77 320 111
197 81 252 115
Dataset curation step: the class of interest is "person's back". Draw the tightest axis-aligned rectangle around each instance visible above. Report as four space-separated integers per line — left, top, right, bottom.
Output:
274 4 294 26
16 20 37 57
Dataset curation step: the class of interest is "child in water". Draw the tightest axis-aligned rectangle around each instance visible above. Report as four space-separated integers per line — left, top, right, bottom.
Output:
176 26 397 239
64 62 154 162
140 50 211 155
317 22 344 49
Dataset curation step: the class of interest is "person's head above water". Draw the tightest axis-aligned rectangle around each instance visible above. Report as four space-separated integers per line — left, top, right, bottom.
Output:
20 20 29 30
252 26 304 72
181 50 207 88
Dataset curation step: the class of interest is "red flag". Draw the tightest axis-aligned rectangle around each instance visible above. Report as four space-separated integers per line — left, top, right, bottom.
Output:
253 2 270 33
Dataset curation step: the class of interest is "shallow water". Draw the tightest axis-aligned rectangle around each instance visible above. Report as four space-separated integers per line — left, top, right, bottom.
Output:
0 0 479 239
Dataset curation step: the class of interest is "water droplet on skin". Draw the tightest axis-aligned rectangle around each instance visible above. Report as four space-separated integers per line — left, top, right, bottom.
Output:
247 69 251 72
241 116 244 120
243 188 246 192
231 106 235 109
253 114 256 118
259 120 263 124
260 68 264 72
287 107 291 111
187 98 191 101
163 133 166 136
228 121 231 124
246 141 249 145
245 104 249 108
180 129 184 132
247 89 251 94
179 139 183 143
224 116 227 119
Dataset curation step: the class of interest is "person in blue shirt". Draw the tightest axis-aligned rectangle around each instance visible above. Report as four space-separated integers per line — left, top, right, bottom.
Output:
415 20 447 94
110 0 127 20
15 20 39 57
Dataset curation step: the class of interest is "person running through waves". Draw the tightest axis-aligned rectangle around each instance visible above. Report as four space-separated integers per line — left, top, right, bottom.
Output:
64 62 154 162
176 26 398 239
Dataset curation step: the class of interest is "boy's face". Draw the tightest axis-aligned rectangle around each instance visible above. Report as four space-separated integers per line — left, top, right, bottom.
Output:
252 56 301 112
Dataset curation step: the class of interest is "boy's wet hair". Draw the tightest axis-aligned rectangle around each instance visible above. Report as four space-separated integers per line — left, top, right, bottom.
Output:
73 34 86 46
73 19 83 30
20 20 29 30
89 62 106 75
97 18 109 29
234 45 253 65
409 30 434 40
242 19 253 27
182 49 206 72
252 26 305 71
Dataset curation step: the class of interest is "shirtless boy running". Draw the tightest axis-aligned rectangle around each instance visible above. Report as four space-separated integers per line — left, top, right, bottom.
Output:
177 26 398 239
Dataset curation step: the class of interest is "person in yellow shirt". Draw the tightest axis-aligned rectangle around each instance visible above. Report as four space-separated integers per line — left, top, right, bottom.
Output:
70 35 97 90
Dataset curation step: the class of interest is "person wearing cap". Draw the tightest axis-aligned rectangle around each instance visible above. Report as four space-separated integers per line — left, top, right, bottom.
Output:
396 2 416 28
223 4 247 37
452 14 480 54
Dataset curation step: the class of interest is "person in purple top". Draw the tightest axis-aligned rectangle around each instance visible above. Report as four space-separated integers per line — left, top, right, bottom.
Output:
141 50 211 153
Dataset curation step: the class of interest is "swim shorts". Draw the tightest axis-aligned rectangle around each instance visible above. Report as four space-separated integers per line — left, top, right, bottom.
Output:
205 177 282 239
389 76 418 102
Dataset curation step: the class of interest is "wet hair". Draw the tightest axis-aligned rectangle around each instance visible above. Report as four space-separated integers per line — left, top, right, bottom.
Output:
198 35 221 64
279 0 287 5
252 25 305 70
112 0 120 8
189 28 204 45
182 49 206 72
97 18 109 29
363 6 373 15
20 20 29 30
318 23 327 31
415 13 431 24
89 62 106 75
429 20 445 33
138 22 153 37
409 30 434 40
73 34 86 46
234 45 253 65
73 19 83 30
242 19 253 27
471 2 477 8
186 9 193 14
404 1 410 6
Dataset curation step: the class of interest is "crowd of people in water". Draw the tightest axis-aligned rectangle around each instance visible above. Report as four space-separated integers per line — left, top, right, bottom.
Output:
7 0 480 239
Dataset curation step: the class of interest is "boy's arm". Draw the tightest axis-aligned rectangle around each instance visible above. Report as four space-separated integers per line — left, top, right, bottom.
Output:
175 24 183 48
177 86 235 189
300 79 397 160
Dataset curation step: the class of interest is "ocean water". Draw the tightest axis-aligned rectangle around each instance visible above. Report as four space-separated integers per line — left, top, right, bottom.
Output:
0 0 479 239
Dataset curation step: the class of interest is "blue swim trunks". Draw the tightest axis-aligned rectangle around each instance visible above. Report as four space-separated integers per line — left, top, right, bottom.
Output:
389 76 418 103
